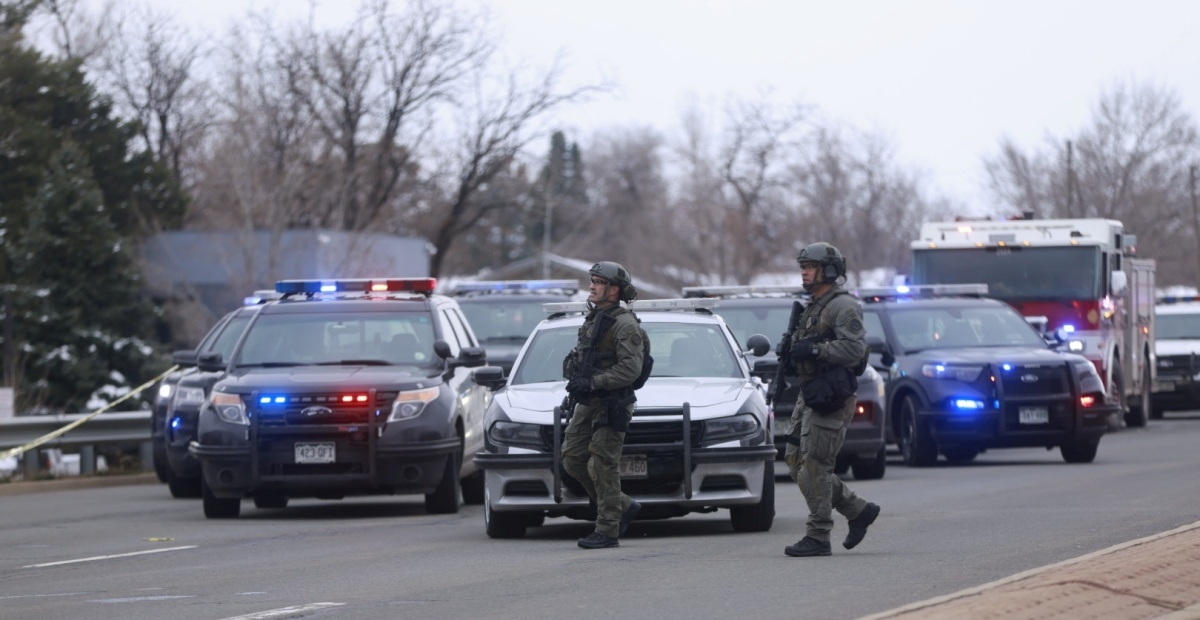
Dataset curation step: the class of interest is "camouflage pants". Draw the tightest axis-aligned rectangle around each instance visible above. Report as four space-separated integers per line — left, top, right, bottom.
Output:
784 394 868 543
562 401 634 538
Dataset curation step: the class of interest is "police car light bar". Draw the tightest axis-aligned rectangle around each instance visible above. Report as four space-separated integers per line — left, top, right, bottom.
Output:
1157 295 1200 304
543 298 719 315
855 283 989 299
681 284 806 298
275 278 438 295
452 279 580 293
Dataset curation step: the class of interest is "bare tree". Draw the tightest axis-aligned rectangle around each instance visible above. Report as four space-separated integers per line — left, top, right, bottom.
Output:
984 79 1200 285
718 95 810 282
28 0 112 63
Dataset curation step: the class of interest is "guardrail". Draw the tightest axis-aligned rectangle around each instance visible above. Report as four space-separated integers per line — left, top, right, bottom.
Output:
0 411 151 476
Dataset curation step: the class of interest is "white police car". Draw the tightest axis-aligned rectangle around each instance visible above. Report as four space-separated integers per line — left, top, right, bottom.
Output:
472 298 777 538
1153 295 1200 416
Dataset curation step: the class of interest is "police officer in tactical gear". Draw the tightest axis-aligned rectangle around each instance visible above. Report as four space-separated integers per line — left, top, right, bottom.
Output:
783 242 881 557
562 261 645 549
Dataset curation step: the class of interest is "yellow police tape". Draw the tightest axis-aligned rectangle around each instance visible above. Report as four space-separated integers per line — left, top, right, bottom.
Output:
0 365 180 462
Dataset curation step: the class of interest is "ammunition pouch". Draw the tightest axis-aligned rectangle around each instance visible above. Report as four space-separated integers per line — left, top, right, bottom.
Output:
594 389 636 432
800 366 857 415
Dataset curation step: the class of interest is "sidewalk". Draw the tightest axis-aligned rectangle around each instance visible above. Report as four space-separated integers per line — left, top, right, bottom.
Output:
861 520 1200 620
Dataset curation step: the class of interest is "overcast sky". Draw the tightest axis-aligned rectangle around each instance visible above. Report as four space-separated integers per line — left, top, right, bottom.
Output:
131 0 1200 214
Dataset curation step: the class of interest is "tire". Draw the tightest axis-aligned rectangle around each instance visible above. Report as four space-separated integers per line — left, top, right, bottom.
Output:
424 451 462 514
1124 363 1151 428
942 446 979 463
461 471 485 505
152 439 169 483
1108 363 1127 430
730 465 775 533
1061 435 1099 463
483 484 527 539
253 492 288 509
898 394 937 467
202 478 241 519
834 455 851 475
167 468 202 499
851 446 887 480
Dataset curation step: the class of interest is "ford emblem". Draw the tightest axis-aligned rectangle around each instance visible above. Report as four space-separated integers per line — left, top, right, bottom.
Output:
301 405 333 417
1020 374 1039 383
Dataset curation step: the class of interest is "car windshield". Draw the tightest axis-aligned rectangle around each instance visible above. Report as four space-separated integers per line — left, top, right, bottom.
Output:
714 302 798 351
1156 312 1200 339
235 312 437 367
884 304 1046 352
911 246 1102 301
510 320 742 385
459 300 550 342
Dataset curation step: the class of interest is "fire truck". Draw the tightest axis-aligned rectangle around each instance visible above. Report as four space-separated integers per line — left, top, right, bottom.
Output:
909 216 1157 428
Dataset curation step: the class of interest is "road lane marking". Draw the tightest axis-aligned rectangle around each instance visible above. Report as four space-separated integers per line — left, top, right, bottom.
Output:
21 545 198 568
219 602 346 619
89 596 196 603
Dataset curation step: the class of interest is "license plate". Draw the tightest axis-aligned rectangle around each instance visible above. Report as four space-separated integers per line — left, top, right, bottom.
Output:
1018 406 1049 425
295 442 335 464
619 455 647 479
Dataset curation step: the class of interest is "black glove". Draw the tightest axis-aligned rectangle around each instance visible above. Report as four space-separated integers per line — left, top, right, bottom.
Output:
790 337 820 362
566 376 593 395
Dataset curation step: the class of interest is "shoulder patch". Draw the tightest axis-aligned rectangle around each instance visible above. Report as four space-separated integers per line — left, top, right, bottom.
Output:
630 328 644 348
848 318 863 333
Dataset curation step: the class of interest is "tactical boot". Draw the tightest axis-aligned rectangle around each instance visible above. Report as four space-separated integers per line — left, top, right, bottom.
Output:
619 500 642 537
784 536 831 557
843 502 881 550
577 531 619 549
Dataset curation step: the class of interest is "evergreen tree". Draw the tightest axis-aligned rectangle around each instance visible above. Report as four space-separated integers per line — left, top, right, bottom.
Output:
1 14 185 412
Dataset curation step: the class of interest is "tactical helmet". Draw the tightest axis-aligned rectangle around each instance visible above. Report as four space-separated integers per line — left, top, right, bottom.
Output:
589 261 637 303
795 242 846 284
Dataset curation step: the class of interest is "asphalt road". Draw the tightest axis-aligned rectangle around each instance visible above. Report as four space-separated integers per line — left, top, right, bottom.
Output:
3 413 1199 620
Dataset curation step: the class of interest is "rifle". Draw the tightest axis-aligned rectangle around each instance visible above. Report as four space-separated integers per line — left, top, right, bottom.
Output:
561 309 617 419
767 300 805 409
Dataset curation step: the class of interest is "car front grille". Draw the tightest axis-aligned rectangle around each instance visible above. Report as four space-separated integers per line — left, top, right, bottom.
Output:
998 364 1069 398
254 391 397 426
1157 355 1197 379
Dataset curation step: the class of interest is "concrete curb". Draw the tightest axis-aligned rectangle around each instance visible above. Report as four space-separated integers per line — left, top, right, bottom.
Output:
859 520 1200 620
0 472 159 497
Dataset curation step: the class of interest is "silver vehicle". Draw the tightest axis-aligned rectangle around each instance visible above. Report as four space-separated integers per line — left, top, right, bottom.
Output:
681 285 888 480
473 298 777 538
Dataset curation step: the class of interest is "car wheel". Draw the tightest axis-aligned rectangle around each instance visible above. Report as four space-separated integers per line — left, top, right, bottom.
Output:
729 465 775 533
202 478 241 519
167 467 202 499
152 438 169 483
941 446 979 463
484 484 527 539
1061 435 1099 463
425 451 462 514
898 394 937 467
1124 363 1151 428
851 446 886 480
461 471 485 505
833 455 851 475
253 492 288 509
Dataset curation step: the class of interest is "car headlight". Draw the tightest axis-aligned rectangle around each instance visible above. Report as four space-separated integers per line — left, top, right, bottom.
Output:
389 387 440 421
703 413 760 443
211 391 248 425
173 385 206 408
157 383 173 401
488 421 545 450
922 363 984 382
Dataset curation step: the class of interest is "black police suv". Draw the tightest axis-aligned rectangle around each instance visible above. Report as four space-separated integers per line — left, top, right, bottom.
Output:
451 280 580 376
860 284 1115 466
188 278 496 518
151 298 267 488
682 285 888 480
160 304 262 498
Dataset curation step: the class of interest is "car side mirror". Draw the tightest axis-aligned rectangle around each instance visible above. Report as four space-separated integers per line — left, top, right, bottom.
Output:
457 346 487 368
196 352 225 373
473 365 506 390
1110 271 1128 296
745 333 771 357
433 340 453 360
172 349 198 367
752 358 779 381
867 336 895 367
